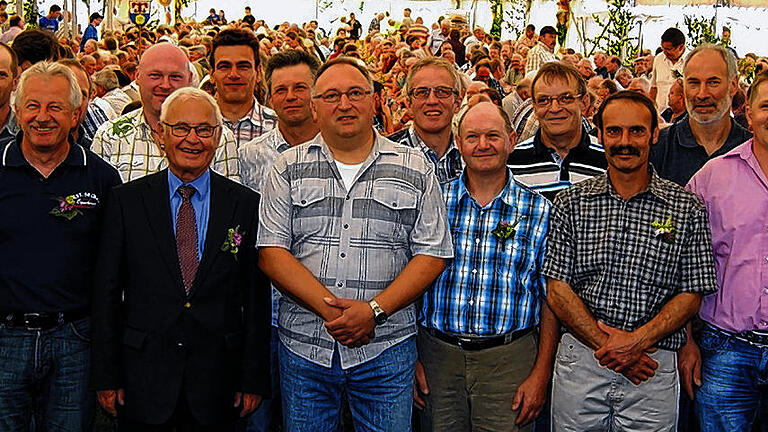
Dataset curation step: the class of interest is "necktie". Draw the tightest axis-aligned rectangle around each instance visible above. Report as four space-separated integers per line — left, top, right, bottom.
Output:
176 185 198 294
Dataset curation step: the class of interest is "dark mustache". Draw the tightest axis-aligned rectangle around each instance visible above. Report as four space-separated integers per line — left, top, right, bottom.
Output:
609 145 641 156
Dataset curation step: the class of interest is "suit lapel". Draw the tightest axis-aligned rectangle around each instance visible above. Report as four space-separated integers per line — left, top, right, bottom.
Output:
189 172 238 296
142 170 185 291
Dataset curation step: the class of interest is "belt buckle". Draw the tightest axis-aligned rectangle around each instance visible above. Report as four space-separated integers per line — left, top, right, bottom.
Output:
456 337 473 350
23 313 45 331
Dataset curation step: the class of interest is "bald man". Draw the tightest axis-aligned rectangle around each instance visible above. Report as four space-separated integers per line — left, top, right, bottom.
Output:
91 43 240 182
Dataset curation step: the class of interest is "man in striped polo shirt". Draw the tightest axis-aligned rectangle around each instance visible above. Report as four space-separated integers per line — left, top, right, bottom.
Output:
507 62 606 201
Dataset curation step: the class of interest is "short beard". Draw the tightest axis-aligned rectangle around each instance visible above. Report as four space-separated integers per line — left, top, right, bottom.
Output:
686 96 731 125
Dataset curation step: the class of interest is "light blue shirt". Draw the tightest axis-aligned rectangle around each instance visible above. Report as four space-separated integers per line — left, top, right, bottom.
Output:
169 169 210 261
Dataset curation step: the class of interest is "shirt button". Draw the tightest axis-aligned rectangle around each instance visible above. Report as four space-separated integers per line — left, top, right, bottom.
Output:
761 320 768 326
177 342 184 347
337 282 343 287
340 253 346 258
475 238 480 244
392 202 398 207
301 200 306 204
468 300 474 305
343 224 349 229
184 302 191 309
345 195 350 201
472 269 478 274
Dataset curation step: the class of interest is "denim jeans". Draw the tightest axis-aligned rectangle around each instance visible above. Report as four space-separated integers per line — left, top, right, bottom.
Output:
696 324 768 432
279 336 416 432
0 317 94 432
247 326 282 432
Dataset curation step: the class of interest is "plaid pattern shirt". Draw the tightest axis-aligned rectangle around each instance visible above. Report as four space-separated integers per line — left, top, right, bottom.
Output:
420 170 550 336
91 108 241 182
239 126 303 327
543 171 718 350
387 126 463 186
525 41 558 74
223 99 277 147
258 132 454 368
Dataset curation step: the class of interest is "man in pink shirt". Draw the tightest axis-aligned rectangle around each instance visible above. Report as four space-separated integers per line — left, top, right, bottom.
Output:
683 72 768 431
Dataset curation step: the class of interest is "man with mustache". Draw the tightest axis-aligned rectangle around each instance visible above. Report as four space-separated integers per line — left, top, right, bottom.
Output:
387 57 464 185
685 70 768 432
91 43 240 182
415 101 556 432
545 90 718 430
651 44 751 186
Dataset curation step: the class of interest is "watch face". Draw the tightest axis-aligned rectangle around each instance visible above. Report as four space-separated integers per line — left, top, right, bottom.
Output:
375 312 388 325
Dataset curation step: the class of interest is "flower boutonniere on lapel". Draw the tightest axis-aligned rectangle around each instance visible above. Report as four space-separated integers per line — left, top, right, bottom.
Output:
491 216 524 245
220 225 244 260
651 217 676 244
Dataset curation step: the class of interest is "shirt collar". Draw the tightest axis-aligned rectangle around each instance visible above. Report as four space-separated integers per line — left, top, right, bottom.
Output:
583 166 670 203
167 168 211 200
2 132 87 168
458 167 519 209
307 129 398 159
1 110 18 135
409 125 460 162
677 115 743 149
533 124 591 157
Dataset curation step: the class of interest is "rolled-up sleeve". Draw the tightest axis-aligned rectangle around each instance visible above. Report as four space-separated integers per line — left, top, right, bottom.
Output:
257 154 293 250
678 204 718 295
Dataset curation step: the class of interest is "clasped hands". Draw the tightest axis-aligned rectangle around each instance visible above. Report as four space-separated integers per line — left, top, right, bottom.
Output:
593 321 658 384
323 297 377 348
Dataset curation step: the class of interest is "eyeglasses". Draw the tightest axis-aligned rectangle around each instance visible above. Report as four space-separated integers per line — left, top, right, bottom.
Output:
409 86 458 100
162 122 220 138
312 88 372 104
533 93 583 108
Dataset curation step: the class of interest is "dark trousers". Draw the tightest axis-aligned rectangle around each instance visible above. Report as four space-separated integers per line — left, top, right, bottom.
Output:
119 390 236 432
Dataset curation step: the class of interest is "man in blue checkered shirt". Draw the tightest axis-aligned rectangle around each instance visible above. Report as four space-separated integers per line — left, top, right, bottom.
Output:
415 102 557 432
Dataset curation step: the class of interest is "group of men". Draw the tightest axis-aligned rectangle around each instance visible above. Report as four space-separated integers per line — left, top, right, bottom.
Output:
0 10 766 432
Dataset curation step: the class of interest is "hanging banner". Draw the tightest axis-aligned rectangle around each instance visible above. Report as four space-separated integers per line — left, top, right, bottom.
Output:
129 0 152 26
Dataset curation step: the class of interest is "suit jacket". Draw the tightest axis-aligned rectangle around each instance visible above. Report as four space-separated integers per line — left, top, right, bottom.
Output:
91 169 270 425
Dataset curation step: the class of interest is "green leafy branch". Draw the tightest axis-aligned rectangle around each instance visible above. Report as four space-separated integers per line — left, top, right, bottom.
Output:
584 0 639 66
683 15 722 49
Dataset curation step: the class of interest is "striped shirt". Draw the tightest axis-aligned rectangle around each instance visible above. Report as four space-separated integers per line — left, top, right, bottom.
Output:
257 132 454 369
420 170 550 336
239 126 306 328
387 125 463 186
507 127 607 201
91 108 241 182
222 99 277 147
525 41 558 74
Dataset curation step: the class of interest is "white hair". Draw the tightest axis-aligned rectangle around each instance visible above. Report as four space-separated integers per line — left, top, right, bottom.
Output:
159 87 223 126
13 61 82 110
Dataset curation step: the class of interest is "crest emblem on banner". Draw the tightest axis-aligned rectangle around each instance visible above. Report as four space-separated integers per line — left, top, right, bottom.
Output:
129 0 151 26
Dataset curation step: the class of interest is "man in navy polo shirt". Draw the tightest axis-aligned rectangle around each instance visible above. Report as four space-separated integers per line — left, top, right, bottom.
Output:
0 61 121 430
38 4 61 32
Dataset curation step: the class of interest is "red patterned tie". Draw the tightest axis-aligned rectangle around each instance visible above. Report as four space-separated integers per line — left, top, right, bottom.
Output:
176 185 198 294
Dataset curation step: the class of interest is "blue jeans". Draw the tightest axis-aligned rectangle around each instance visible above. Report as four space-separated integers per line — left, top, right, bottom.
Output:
247 326 281 432
279 337 416 432
696 324 768 432
0 317 93 431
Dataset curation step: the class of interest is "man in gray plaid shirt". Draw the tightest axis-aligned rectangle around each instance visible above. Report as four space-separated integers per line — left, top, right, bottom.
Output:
544 91 717 431
257 57 453 432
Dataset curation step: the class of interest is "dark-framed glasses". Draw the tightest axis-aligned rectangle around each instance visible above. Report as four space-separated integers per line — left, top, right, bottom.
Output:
312 88 372 104
409 86 458 100
533 93 583 108
162 122 220 138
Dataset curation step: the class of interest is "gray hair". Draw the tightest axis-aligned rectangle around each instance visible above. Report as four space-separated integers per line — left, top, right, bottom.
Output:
159 87 223 125
14 61 82 110
684 43 738 81
92 69 119 92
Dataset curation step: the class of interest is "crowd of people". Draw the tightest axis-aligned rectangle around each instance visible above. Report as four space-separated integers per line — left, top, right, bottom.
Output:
0 4 766 432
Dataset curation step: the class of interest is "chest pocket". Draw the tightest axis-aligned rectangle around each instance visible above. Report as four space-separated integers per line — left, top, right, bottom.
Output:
291 187 330 238
367 181 419 243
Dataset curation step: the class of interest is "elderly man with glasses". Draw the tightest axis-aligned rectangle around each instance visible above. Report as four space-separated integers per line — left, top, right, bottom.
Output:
257 57 453 432
92 86 270 431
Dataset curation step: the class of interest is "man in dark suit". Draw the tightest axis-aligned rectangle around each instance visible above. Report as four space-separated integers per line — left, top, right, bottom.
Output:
91 87 270 431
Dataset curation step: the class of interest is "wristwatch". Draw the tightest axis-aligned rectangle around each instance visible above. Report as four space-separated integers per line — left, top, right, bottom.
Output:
369 300 388 325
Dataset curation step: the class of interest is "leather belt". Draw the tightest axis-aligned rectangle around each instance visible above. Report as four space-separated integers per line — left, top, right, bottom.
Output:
2 309 89 331
707 323 768 348
426 327 534 351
